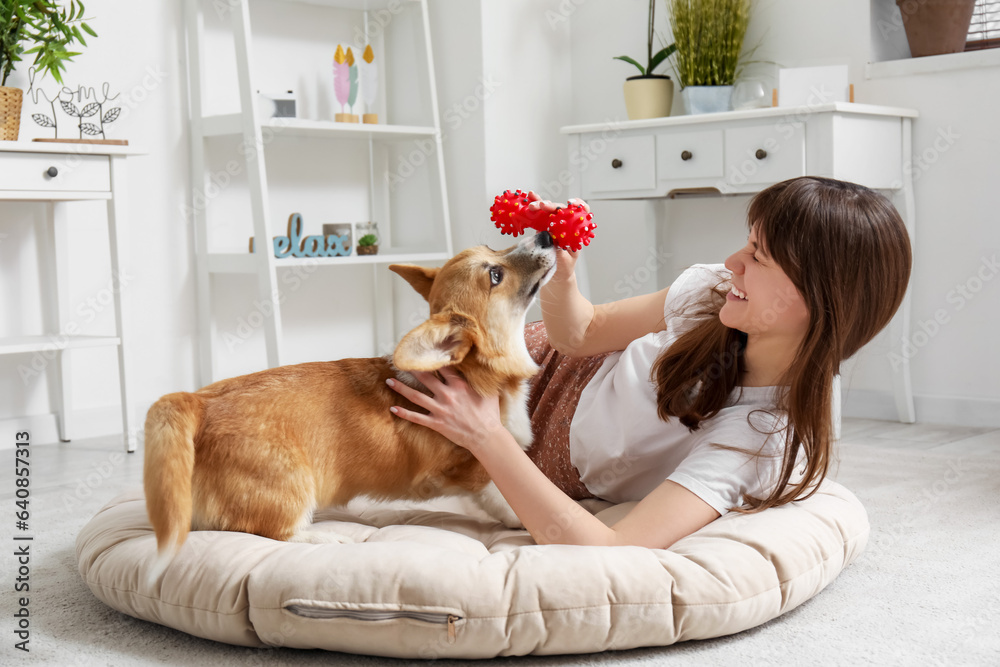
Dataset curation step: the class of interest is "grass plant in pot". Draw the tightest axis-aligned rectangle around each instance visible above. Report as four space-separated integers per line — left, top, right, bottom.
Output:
614 0 677 120
1 0 96 141
668 0 752 114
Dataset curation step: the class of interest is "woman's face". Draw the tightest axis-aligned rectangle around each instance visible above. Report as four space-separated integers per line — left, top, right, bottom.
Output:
720 226 810 341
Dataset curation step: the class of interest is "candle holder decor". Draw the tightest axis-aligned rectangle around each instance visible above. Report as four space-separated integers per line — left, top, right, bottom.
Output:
322 223 352 257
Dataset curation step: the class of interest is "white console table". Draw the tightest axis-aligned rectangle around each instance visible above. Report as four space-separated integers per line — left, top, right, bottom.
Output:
0 142 142 451
562 102 918 423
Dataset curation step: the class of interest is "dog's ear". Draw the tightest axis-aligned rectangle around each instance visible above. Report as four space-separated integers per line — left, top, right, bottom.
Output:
393 312 478 371
389 264 439 302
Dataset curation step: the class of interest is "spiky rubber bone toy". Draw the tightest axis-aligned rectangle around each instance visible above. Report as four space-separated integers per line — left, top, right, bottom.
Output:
490 190 596 252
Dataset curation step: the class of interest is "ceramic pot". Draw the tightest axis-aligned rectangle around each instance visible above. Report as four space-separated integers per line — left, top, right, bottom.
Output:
0 86 23 141
681 85 733 115
896 0 977 57
623 75 674 120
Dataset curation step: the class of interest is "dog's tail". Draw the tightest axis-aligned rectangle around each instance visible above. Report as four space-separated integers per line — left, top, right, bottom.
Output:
143 392 202 585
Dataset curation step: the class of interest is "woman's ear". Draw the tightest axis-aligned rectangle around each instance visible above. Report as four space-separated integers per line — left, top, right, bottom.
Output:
392 313 477 371
389 264 439 302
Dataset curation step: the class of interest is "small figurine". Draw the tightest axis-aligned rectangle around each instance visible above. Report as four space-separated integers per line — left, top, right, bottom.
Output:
490 190 596 252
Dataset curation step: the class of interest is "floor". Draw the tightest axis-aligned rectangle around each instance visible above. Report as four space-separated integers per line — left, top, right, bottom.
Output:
3 416 998 665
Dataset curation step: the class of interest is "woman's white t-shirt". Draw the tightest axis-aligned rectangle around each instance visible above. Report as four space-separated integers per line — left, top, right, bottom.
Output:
569 263 788 515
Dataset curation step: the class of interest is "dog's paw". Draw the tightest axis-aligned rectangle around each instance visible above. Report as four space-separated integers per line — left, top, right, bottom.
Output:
288 529 355 545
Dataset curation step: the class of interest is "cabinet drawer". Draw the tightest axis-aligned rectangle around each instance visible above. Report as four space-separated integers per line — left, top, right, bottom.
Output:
657 130 723 180
582 134 655 196
0 152 111 192
724 123 805 188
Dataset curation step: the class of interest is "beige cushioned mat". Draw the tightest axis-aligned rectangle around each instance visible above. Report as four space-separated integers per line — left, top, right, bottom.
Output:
77 480 868 658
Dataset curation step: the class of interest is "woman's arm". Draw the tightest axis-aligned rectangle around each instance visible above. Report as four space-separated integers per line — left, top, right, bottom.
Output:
541 269 669 358
386 369 720 549
527 194 668 357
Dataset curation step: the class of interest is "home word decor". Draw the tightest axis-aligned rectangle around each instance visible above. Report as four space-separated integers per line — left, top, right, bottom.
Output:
27 68 123 143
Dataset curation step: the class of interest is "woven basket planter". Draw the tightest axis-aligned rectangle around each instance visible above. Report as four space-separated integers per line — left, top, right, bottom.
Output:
0 86 23 141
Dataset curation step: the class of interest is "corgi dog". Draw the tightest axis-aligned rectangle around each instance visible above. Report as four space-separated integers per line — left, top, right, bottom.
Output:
143 231 557 580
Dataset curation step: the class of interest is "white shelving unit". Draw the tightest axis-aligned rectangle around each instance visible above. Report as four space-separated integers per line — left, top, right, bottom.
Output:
183 0 452 384
0 142 143 451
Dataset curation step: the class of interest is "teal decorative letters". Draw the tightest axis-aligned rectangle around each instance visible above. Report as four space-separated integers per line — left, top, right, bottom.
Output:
262 213 353 258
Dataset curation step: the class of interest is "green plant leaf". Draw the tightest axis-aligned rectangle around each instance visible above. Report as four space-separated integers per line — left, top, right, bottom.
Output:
82 22 96 38
613 55 645 76
648 43 677 75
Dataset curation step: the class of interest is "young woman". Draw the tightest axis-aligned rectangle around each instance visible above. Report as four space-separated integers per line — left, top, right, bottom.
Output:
386 176 912 549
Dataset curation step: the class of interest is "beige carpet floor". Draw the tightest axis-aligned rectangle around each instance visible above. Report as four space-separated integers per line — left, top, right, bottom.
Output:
2 418 998 666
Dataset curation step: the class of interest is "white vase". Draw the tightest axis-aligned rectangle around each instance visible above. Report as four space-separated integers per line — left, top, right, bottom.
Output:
681 85 733 115
623 76 674 120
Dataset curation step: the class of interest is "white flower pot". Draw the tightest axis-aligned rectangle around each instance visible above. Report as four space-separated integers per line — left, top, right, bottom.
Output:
681 85 734 115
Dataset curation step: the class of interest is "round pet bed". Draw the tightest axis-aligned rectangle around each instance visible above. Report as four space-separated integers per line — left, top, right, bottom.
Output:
76 481 868 659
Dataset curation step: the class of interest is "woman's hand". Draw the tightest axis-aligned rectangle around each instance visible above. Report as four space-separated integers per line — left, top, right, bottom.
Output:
525 191 589 283
386 368 505 452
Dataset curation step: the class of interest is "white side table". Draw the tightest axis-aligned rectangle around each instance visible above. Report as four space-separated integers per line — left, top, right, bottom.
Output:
562 103 918 423
0 142 143 451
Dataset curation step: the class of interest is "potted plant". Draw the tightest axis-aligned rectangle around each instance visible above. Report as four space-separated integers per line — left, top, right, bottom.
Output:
1 0 96 141
614 0 677 120
357 233 378 256
896 0 977 58
667 0 752 114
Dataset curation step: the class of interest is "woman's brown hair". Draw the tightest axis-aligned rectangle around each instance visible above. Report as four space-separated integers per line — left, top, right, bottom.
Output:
651 176 912 512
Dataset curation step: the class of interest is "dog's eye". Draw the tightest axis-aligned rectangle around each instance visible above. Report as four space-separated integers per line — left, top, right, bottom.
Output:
489 266 504 287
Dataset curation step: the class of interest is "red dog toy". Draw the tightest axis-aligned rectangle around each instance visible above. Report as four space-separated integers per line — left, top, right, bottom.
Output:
490 190 596 252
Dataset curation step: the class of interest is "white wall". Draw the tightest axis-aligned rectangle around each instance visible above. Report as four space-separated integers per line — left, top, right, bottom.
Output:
566 0 1000 427
2 0 997 443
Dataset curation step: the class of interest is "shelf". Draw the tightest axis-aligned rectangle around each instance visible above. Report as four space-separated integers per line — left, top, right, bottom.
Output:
208 250 450 273
0 190 113 201
561 102 919 135
0 335 121 356
270 0 419 10
0 140 145 156
866 49 1000 79
201 115 438 141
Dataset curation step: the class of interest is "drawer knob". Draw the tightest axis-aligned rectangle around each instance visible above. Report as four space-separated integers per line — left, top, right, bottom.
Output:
45 166 59 178
755 149 767 160
681 150 693 161
611 158 623 169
